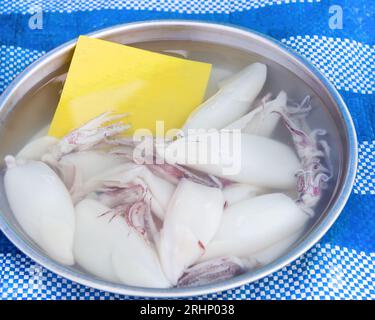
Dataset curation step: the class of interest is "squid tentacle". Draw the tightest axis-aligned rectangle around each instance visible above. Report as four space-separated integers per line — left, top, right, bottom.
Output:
272 97 332 214
48 112 130 160
177 256 244 288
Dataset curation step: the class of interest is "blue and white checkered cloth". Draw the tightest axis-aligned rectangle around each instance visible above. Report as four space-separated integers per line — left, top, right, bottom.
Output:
0 0 374 300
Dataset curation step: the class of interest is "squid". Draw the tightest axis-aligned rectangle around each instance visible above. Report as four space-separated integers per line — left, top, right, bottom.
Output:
59 150 128 183
14 112 131 197
74 199 170 288
17 136 58 161
16 124 57 161
75 163 175 220
160 132 301 189
181 63 267 131
158 179 224 285
222 183 264 207
244 231 303 268
109 138 225 189
284 131 330 214
271 96 331 215
200 193 309 261
41 151 129 198
4 156 75 265
177 256 244 287
47 111 130 160
225 90 287 137
136 167 176 219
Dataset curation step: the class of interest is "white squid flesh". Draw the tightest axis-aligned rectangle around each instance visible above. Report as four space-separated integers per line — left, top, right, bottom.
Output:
60 150 128 183
159 179 224 285
136 167 176 219
4 156 75 265
17 136 58 161
181 63 267 131
74 198 170 288
78 163 175 219
161 132 301 189
245 231 303 267
200 193 309 261
223 183 264 207
225 90 287 137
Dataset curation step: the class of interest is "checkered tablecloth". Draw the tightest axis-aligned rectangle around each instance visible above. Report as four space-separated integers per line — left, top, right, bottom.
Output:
0 0 374 300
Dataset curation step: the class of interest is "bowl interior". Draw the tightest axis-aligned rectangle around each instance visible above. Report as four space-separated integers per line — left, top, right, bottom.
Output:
0 22 353 297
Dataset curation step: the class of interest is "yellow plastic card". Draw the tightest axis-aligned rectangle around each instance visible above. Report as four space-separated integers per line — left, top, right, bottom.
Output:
48 36 211 137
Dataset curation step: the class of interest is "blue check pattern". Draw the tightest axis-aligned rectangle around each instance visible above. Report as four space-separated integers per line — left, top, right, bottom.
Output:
0 0 374 300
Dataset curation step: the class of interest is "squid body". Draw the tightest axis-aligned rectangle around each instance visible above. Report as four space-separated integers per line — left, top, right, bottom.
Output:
160 132 301 189
159 179 224 285
201 193 309 261
74 198 171 288
182 63 267 131
4 156 75 265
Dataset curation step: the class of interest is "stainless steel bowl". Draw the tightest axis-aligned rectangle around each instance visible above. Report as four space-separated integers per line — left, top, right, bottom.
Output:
0 21 357 298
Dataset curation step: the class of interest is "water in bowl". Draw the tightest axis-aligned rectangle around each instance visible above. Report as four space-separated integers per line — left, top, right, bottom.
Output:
0 39 340 286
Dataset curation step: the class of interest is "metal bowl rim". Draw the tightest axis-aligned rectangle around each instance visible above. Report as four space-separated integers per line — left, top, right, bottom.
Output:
0 20 358 298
